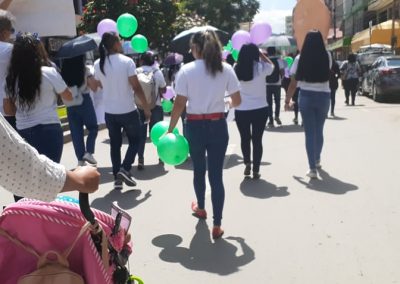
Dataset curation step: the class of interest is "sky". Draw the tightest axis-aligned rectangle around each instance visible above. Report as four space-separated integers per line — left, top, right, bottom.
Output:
253 0 297 34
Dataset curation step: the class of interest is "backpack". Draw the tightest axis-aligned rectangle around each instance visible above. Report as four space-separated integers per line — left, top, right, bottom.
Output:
266 57 281 84
135 68 158 110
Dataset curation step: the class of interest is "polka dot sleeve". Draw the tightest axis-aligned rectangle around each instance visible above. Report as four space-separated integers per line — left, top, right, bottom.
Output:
0 114 66 202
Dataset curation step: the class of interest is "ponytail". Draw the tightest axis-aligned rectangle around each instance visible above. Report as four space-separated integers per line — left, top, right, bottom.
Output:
99 32 120 75
191 30 223 76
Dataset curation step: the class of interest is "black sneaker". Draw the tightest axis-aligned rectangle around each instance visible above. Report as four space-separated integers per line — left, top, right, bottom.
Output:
275 117 282 126
244 164 251 176
117 168 137 187
253 172 261 179
267 122 274 128
293 118 298 125
138 158 144 170
114 179 123 191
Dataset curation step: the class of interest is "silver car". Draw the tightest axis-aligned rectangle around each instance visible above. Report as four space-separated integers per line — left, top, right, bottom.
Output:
361 56 400 102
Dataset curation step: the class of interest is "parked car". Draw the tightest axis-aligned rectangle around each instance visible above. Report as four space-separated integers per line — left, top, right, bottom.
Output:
361 55 400 102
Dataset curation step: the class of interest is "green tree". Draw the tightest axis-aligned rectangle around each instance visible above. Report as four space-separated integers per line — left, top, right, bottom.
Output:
79 0 179 53
182 0 260 34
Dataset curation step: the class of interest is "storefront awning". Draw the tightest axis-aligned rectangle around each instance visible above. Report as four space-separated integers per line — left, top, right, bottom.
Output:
351 20 400 52
327 37 352 51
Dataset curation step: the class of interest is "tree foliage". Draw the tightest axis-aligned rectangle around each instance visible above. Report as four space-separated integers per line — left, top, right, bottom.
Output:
182 0 260 34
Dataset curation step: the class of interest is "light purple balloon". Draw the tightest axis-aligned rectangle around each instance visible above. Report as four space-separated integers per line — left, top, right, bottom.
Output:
222 50 231 60
231 30 251 51
163 86 176 100
250 22 272 45
97 19 118 37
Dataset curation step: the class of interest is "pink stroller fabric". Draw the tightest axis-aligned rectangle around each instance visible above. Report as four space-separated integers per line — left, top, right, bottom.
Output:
0 199 117 284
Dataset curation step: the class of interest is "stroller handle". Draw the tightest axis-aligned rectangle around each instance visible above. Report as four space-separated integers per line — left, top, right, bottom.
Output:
79 193 96 225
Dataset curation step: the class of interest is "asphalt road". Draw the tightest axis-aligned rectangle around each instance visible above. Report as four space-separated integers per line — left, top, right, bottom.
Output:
1 89 400 284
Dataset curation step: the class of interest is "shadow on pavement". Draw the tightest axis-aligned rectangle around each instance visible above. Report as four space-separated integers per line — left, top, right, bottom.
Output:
265 125 304 133
91 188 151 212
240 177 289 199
152 220 255 275
293 169 358 195
131 164 169 180
97 167 115 185
327 115 347 121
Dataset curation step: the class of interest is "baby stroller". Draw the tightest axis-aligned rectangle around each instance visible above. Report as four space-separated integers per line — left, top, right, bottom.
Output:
0 193 143 284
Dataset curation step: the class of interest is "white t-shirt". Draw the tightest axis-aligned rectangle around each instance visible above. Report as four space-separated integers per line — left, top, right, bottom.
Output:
136 65 166 106
174 60 240 114
0 42 13 115
290 52 332 93
15 67 67 130
94 54 137 115
266 57 285 86
236 61 274 111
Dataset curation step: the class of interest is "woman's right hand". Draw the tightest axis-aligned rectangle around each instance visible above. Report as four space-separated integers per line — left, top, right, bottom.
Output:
62 166 100 194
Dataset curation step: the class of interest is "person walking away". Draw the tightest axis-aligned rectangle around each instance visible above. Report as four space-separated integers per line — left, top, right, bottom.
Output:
234 44 274 179
136 51 166 170
340 53 361 106
61 55 99 166
94 32 151 191
4 33 73 201
265 47 285 127
0 9 15 129
329 55 340 116
285 30 332 179
167 30 241 239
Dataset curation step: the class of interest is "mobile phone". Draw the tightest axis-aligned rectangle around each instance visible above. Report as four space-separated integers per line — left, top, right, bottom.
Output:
111 202 132 231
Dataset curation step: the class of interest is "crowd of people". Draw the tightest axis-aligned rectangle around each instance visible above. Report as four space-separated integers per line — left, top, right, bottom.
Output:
0 8 362 238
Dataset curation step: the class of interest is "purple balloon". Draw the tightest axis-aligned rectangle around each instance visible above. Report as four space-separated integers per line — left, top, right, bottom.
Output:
250 22 272 45
231 30 251 51
97 19 118 37
222 50 231 60
163 86 176 100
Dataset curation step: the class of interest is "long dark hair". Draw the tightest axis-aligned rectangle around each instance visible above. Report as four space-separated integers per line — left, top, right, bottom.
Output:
295 30 330 83
61 55 85 87
99 32 120 75
6 33 42 111
234 43 260 81
190 30 223 76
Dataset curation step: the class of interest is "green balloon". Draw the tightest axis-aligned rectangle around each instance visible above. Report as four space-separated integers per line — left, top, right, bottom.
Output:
161 99 173 113
150 121 179 146
131 34 148 53
157 133 189 166
231 49 239 61
284 56 294 68
117 13 138 38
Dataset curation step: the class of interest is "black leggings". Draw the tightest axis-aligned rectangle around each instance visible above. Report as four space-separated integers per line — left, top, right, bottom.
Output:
344 78 359 105
235 107 268 173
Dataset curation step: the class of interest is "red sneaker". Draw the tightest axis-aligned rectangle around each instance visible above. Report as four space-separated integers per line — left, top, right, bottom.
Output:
191 201 207 219
212 226 224 239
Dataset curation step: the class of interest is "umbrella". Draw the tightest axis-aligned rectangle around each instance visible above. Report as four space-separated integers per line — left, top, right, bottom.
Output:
56 35 98 59
261 35 297 48
170 25 229 55
163 53 184 66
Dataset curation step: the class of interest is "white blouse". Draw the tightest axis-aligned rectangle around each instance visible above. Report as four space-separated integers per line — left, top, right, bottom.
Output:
0 114 66 201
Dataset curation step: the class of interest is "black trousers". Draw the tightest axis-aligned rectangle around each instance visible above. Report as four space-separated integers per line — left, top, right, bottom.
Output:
266 85 281 122
344 78 359 105
234 107 268 173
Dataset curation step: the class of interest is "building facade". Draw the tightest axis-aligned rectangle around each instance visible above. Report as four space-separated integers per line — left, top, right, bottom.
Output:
285 16 293 35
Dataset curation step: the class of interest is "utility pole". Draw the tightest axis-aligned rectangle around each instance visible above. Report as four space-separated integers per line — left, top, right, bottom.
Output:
392 0 398 52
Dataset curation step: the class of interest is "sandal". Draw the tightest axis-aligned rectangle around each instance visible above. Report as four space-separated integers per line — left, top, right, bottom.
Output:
191 201 207 219
212 226 224 239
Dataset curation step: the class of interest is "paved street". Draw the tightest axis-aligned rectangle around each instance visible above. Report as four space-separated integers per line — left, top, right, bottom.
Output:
2 89 400 283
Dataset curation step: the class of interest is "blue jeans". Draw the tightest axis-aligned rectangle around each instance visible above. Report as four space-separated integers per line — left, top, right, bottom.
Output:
138 106 164 160
235 107 268 172
298 90 330 170
18 123 64 163
186 118 229 226
105 110 141 177
67 94 98 161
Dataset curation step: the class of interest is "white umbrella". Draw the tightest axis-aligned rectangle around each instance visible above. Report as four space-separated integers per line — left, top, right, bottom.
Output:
261 35 296 48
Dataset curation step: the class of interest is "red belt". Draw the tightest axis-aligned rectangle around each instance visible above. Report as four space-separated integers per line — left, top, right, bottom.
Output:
186 112 225 121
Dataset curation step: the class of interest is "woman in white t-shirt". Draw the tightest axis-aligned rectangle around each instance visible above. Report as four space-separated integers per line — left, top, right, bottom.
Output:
286 30 332 179
94 32 151 191
4 33 72 200
167 30 241 239
234 43 274 179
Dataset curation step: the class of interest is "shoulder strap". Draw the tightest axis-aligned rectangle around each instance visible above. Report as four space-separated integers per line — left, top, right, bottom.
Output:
0 227 40 259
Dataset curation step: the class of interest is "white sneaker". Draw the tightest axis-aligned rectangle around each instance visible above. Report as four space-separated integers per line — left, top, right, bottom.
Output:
77 160 86 167
306 170 318 179
83 152 97 165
